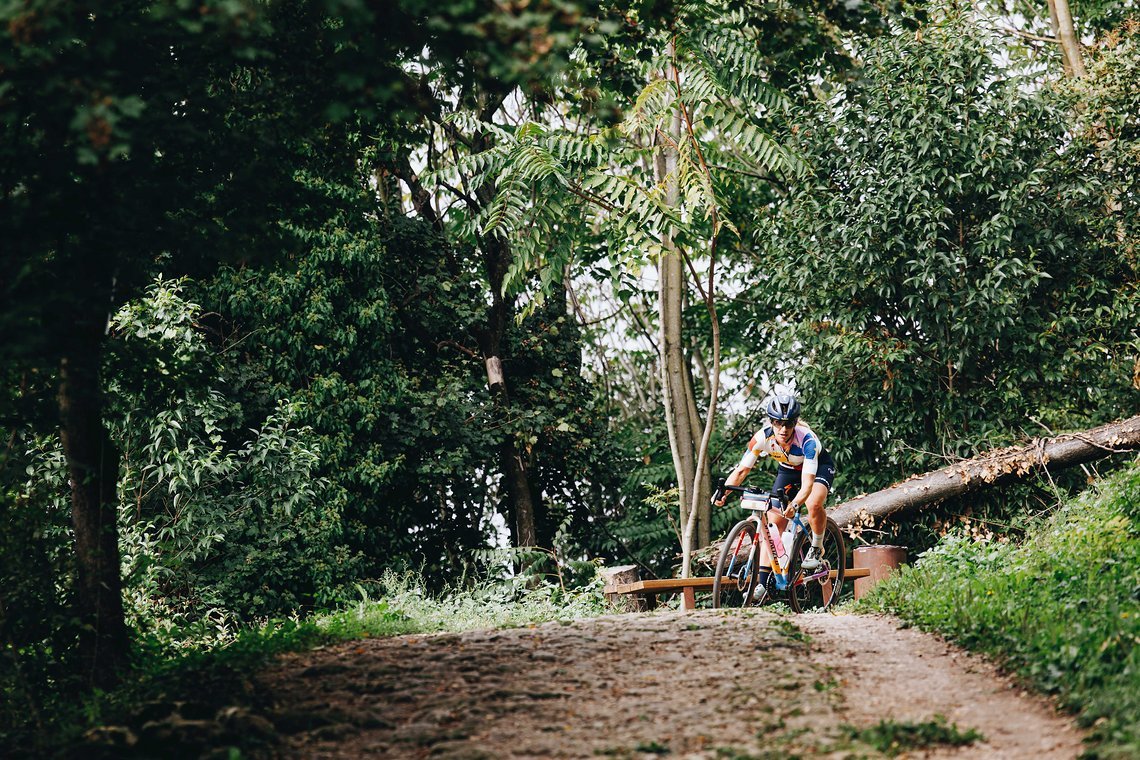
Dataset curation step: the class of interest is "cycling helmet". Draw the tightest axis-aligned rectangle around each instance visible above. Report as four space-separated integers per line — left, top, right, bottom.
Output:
766 392 800 423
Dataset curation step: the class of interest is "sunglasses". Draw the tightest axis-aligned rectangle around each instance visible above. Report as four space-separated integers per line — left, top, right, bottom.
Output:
769 417 797 428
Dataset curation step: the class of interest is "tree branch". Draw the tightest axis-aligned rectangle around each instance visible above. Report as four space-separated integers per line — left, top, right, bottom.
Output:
390 154 442 230
437 339 481 359
996 25 1059 44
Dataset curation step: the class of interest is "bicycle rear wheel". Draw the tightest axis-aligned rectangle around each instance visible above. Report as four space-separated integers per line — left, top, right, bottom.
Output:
712 518 762 609
787 517 845 613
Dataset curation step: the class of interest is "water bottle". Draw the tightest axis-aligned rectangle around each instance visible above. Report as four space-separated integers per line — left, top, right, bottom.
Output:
767 521 786 560
781 514 798 556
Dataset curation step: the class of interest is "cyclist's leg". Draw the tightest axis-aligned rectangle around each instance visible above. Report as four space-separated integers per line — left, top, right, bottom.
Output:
770 466 800 569
806 482 829 535
807 452 837 536
784 450 842 610
772 465 799 505
758 534 773 570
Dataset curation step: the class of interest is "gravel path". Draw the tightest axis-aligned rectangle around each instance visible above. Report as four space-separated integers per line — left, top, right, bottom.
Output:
252 610 1085 759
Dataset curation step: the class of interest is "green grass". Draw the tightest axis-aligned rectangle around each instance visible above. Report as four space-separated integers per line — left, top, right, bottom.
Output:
841 716 982 756
857 459 1140 759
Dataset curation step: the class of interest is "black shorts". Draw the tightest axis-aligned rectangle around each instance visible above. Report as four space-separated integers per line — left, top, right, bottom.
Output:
771 450 836 499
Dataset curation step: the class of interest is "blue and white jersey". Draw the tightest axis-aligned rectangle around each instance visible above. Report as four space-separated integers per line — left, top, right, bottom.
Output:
736 422 823 476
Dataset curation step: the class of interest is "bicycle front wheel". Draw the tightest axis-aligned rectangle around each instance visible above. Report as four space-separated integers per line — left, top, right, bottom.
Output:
712 518 762 609
787 517 845 613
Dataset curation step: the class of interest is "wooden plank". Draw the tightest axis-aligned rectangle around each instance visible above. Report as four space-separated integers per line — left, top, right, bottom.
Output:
605 568 871 596
608 577 724 594
812 567 870 580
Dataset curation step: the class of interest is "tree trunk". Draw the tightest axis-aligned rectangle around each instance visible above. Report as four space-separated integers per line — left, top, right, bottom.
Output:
483 337 539 551
1047 0 1086 78
455 85 543 553
684 359 713 549
831 415 1140 530
689 338 716 546
393 142 541 547
655 46 713 571
58 325 129 690
657 143 701 570
500 439 538 548
479 229 541 550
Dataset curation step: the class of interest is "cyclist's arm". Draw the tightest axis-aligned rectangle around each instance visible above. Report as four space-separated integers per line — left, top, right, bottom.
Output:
714 434 767 505
789 468 814 509
724 463 750 487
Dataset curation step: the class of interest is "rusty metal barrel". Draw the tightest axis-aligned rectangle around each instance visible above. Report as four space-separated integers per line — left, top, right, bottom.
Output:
853 545 908 600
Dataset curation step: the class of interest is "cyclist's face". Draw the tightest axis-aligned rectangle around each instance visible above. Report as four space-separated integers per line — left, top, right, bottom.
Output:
770 417 796 445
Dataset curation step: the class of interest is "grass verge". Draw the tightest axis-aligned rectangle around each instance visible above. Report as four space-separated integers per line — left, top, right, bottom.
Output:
857 458 1140 759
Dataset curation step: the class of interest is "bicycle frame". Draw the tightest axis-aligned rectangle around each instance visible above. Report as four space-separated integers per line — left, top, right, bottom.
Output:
722 486 832 594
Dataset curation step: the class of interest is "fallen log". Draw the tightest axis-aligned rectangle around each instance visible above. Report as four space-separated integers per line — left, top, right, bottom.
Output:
830 414 1140 531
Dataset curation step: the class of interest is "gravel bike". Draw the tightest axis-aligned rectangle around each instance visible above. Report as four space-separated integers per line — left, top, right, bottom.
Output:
711 484 845 612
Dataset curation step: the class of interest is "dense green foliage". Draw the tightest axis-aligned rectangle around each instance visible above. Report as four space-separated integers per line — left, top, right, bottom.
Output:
752 8 1136 496
1066 22 1140 339
860 458 1140 758
204 209 626 592
108 280 345 623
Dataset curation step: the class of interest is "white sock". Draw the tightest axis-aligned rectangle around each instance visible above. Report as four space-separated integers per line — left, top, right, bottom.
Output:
811 532 824 548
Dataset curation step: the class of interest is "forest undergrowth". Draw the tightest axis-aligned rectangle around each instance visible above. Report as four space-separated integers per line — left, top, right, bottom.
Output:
2 570 611 757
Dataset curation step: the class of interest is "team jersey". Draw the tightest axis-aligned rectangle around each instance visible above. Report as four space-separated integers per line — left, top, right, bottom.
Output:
737 422 823 476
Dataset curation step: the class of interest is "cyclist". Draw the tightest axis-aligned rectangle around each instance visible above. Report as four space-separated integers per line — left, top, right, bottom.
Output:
713 392 837 583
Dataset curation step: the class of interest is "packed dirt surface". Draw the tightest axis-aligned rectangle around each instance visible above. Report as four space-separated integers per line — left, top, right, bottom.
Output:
797 614 1085 759
251 610 1085 759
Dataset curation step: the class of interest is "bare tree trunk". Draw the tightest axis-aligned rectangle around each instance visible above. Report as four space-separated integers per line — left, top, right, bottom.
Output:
1047 0 1086 77
391 135 542 550
678 303 718 578
660 245 699 550
656 68 708 569
58 322 129 690
688 360 713 550
392 147 542 548
678 303 712 550
500 440 538 547
1045 0 1073 77
831 415 1140 530
657 39 723 575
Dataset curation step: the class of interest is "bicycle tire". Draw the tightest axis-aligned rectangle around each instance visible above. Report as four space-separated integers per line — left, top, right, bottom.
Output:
787 516 845 613
712 517 762 609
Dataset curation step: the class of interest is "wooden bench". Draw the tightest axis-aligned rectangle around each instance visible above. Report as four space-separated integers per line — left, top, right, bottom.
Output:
603 567 871 611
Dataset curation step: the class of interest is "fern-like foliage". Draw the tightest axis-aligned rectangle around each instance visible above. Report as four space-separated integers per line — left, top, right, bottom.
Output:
430 7 809 309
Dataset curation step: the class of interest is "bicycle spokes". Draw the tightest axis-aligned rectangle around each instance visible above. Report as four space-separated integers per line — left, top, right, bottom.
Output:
787 518 846 613
727 534 753 577
713 518 762 609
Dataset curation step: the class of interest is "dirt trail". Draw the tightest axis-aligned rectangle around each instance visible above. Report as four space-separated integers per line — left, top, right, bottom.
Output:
797 614 1084 758
253 610 1084 759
